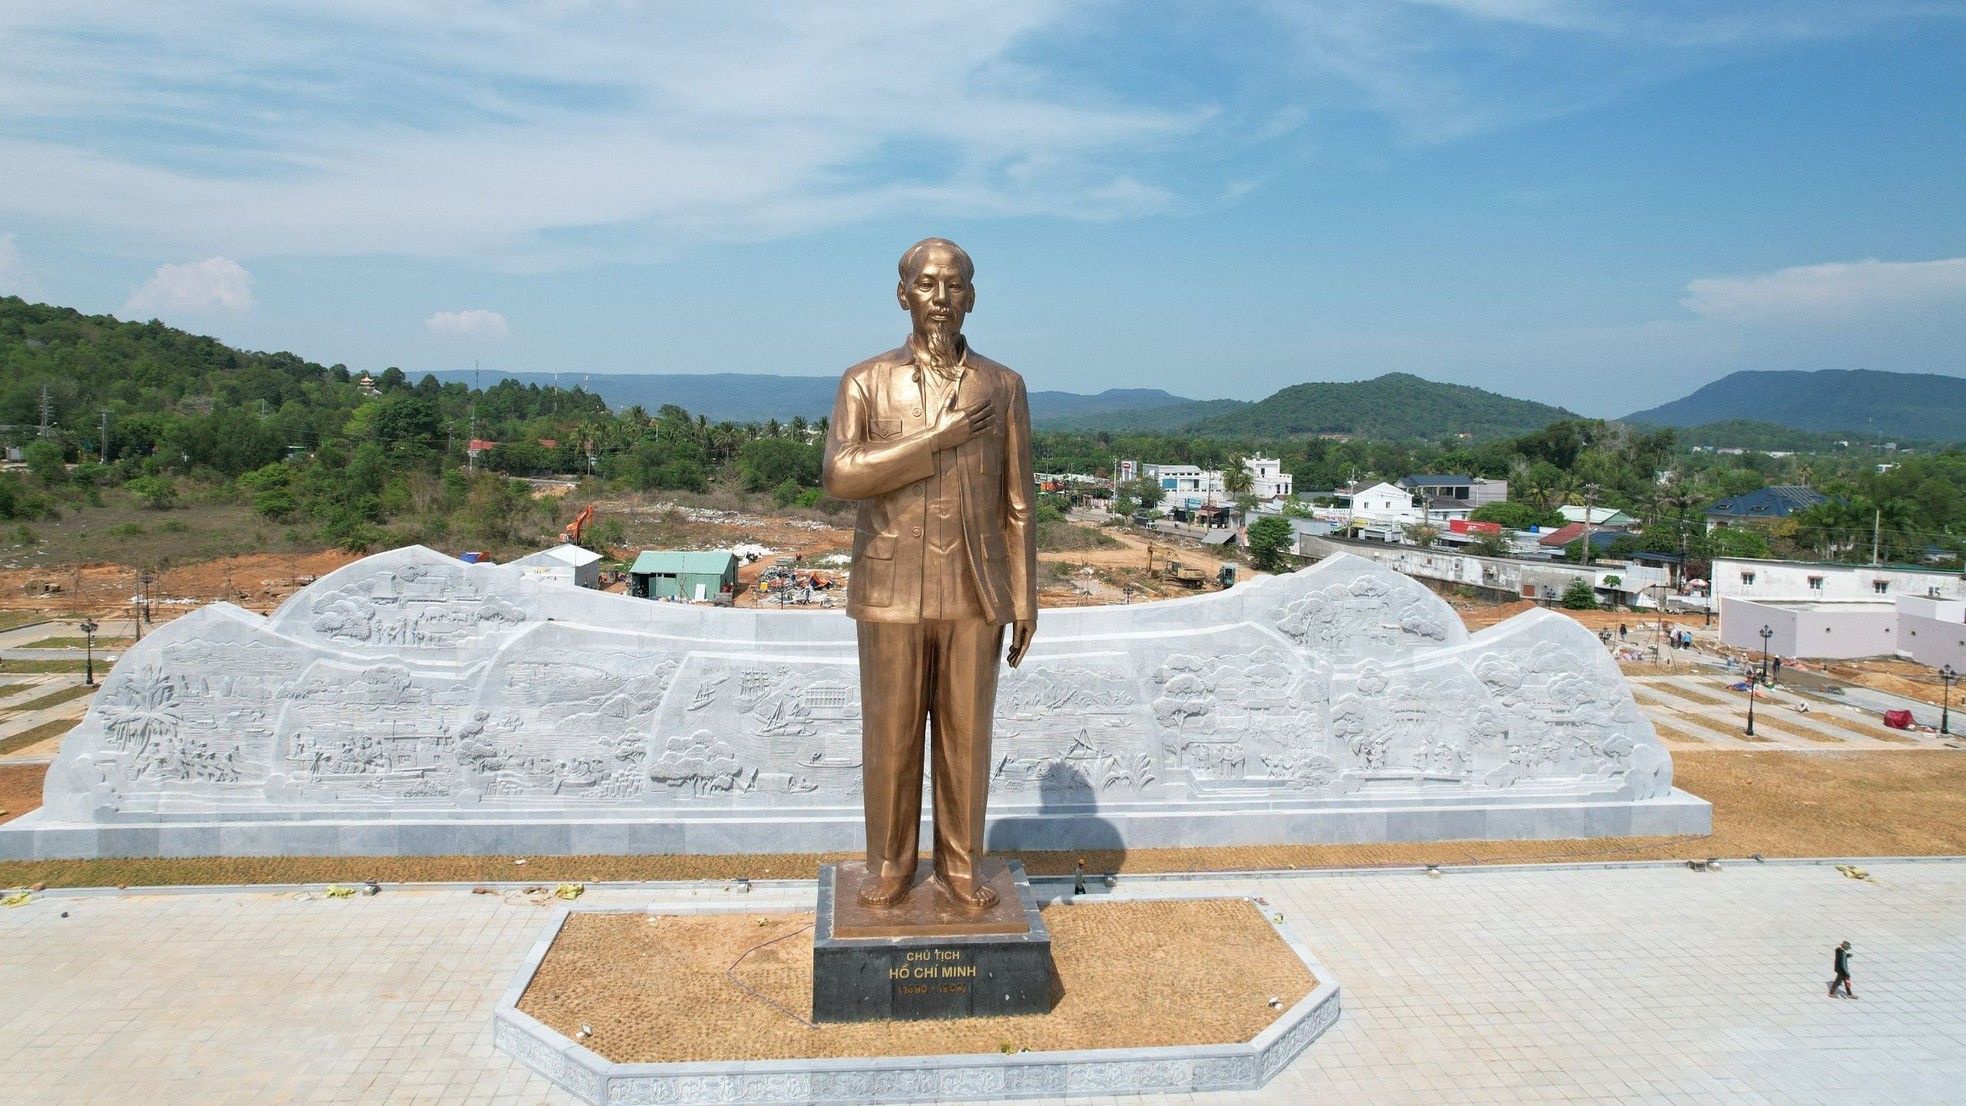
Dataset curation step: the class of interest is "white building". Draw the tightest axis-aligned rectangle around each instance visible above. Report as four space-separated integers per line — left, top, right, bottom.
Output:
1719 599 1899 660
1715 557 1966 662
1712 557 1966 604
1146 457 1294 507
1337 481 1417 525
1145 463 1225 508
1245 456 1293 500
1897 595 1966 672
1421 498 1474 525
510 543 604 589
1299 533 1671 607
1399 475 1509 508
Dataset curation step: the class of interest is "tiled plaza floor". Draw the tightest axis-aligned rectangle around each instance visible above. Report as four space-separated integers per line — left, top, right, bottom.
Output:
2 862 1963 1104
1632 672 1944 751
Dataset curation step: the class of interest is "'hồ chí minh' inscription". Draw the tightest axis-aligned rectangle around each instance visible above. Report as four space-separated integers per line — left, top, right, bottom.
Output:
892 948 978 983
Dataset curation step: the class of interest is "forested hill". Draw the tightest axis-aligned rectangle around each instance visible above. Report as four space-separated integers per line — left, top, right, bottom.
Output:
0 297 603 469
1624 369 1966 442
1180 372 1578 441
0 297 617 548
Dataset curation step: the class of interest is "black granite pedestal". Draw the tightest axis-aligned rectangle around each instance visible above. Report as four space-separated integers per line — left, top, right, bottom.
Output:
811 858 1054 1023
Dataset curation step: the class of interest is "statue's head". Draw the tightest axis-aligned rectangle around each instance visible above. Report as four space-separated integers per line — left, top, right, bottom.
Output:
896 237 975 349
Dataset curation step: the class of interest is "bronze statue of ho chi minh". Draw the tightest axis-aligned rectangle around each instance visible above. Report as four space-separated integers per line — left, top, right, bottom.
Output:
822 238 1038 912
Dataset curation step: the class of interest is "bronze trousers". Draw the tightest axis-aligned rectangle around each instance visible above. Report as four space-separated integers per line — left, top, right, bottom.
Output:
856 617 1004 887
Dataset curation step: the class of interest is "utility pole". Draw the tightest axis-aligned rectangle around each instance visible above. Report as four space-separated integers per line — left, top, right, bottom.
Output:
467 360 480 475
99 409 110 462
38 384 53 438
1871 508 1881 566
1582 482 1600 566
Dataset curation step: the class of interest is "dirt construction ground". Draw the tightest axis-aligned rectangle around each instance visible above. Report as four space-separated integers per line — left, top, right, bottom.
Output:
0 551 363 619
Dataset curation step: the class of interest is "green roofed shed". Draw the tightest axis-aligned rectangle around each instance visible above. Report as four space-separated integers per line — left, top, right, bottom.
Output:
629 550 740 601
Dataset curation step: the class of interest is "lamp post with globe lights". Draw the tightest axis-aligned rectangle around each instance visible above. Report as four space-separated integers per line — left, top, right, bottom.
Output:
1746 624 1771 737
79 618 99 687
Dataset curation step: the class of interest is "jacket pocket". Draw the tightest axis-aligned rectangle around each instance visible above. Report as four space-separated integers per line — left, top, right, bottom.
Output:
870 418 903 441
855 534 895 608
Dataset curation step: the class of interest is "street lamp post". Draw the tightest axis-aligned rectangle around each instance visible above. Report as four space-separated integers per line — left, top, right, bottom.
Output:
1759 624 1774 684
79 617 99 687
1745 623 1771 737
1942 664 1956 737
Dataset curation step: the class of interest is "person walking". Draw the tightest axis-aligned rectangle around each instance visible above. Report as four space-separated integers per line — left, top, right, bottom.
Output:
1829 940 1856 998
1618 622 1627 641
1073 858 1087 897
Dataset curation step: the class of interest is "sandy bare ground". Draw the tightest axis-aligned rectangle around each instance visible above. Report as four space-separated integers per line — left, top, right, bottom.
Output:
517 899 1311 1062
1037 519 1256 607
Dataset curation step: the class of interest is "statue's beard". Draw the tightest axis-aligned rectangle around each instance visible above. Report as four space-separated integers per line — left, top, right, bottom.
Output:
921 321 962 368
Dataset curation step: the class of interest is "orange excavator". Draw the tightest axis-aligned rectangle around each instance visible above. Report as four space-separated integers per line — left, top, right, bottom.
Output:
561 502 596 547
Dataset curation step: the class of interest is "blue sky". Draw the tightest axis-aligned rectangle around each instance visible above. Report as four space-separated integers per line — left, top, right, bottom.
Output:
1 1 1962 416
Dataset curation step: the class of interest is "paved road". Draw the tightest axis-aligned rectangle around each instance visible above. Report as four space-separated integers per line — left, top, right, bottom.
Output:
3 862 1962 1105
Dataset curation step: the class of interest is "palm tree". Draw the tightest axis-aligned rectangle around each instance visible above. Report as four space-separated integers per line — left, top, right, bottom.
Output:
1644 477 1703 585
1223 455 1253 498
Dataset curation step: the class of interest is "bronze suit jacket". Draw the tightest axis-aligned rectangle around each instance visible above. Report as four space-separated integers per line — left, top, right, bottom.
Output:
822 342 1038 626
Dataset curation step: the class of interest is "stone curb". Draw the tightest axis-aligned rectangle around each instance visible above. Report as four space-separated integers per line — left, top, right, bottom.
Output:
492 895 1342 1105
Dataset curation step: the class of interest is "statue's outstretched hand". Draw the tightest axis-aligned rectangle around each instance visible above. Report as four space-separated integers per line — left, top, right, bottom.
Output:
1007 619 1036 668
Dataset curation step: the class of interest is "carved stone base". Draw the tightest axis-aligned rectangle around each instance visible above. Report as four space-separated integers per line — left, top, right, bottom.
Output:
812 859 1053 1023
0 788 1714 860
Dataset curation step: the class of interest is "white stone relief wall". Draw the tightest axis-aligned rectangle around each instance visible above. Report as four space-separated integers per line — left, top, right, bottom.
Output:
36 545 1673 831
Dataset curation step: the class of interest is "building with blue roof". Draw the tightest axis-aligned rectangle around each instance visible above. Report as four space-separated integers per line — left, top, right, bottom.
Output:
1701 485 1826 532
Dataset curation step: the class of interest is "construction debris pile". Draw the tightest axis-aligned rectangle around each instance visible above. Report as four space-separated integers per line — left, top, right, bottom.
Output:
753 556 844 607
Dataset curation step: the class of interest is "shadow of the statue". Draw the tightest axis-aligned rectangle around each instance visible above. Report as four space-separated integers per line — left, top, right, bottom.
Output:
985 762 1127 1011
986 762 1127 887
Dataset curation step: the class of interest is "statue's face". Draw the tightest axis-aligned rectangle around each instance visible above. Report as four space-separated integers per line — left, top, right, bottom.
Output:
898 247 974 342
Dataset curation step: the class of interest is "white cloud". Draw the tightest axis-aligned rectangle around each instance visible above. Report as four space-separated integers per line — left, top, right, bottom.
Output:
425 309 509 339
1258 0 1943 144
123 257 255 316
0 2 1946 268
1681 258 1966 322
0 2 1198 265
0 233 39 299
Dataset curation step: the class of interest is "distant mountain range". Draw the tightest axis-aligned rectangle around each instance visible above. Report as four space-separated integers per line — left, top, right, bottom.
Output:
431 366 1966 444
1031 372 1577 440
428 370 1223 426
1624 370 1966 442
437 368 1565 440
